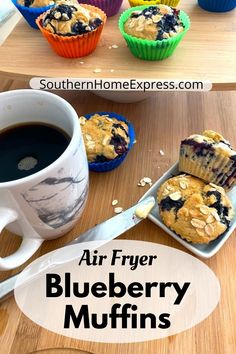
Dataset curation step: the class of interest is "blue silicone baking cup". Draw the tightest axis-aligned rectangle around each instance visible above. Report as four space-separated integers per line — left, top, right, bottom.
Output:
11 0 54 29
83 112 136 172
198 0 236 12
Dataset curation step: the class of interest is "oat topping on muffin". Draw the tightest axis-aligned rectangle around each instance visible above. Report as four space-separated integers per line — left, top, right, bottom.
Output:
179 130 236 190
42 0 103 36
18 0 55 7
124 5 184 41
157 174 234 244
80 114 130 163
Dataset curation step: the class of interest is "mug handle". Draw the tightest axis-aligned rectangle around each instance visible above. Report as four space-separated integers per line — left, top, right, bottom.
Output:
0 207 43 271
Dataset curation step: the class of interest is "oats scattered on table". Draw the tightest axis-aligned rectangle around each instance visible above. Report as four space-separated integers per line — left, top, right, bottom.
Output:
114 207 123 214
111 44 119 49
138 180 146 187
112 199 118 206
159 150 165 156
143 177 152 184
138 177 152 187
80 61 84 65
93 68 102 73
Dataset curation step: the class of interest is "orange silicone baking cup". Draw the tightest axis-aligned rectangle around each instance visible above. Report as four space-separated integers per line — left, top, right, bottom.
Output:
36 4 107 58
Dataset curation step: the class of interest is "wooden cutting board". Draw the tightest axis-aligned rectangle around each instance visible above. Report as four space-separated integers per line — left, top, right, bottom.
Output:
0 82 235 354
0 0 235 89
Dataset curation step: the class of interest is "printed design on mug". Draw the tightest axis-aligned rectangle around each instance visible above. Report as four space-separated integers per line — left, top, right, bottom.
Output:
22 172 88 229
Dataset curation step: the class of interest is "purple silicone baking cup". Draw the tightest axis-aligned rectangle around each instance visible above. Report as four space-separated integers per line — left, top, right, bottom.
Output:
198 0 236 12
78 0 123 17
11 0 53 29
83 112 135 172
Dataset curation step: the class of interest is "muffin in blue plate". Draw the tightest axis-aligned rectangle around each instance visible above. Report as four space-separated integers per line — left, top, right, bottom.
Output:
12 0 55 29
80 112 135 172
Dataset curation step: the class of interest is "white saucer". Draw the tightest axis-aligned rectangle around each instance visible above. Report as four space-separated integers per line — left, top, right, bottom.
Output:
140 163 236 258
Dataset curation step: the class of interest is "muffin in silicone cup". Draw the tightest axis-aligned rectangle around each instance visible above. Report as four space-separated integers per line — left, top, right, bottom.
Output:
78 0 124 17
119 5 190 61
11 0 55 29
179 130 236 191
36 1 107 58
79 112 136 172
128 0 181 8
198 0 235 12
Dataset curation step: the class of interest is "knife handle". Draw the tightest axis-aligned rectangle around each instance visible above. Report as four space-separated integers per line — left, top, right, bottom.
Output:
0 273 19 302
0 196 156 303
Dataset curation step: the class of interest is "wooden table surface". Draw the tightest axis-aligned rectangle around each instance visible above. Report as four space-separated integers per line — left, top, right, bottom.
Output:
0 0 236 90
0 80 236 354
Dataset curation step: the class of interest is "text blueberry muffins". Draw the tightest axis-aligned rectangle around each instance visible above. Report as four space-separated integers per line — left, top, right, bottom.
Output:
158 174 234 244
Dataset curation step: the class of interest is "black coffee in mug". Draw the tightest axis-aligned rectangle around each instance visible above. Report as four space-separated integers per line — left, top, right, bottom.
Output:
0 122 70 183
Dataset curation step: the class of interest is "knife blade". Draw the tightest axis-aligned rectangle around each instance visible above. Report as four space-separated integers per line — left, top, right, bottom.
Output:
0 196 155 302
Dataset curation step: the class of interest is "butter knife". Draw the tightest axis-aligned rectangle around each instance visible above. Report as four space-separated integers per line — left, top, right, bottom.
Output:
0 196 155 302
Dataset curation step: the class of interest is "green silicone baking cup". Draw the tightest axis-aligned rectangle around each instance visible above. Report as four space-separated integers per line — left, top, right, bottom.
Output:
119 6 190 61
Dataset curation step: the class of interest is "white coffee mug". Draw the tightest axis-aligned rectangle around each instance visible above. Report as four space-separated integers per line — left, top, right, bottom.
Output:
0 90 89 271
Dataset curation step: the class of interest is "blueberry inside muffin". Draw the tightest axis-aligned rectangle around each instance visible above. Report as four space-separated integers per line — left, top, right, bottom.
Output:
80 114 130 163
18 0 55 7
158 174 234 244
179 130 236 190
42 0 103 36
124 5 184 41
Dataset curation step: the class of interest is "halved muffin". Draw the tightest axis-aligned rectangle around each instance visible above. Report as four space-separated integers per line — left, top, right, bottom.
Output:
179 130 236 191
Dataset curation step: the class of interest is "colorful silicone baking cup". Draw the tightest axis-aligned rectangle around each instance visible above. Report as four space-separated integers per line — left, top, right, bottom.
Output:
83 112 136 172
198 0 235 12
11 0 53 29
119 5 190 61
128 0 181 7
78 0 124 17
36 5 107 58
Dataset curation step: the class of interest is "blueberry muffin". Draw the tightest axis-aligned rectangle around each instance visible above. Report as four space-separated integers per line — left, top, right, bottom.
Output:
157 174 234 244
80 114 130 163
179 130 236 191
18 0 55 6
13 0 56 29
42 0 103 36
124 5 184 41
